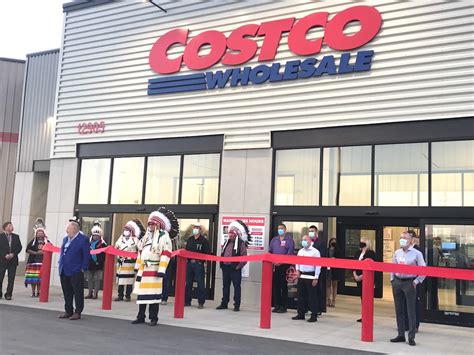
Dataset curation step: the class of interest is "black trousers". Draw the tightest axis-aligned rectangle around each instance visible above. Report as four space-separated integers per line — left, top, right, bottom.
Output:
0 264 17 297
118 284 133 298
272 264 289 309
392 278 417 340
297 278 318 317
221 265 242 307
137 303 159 321
185 262 206 305
60 272 85 315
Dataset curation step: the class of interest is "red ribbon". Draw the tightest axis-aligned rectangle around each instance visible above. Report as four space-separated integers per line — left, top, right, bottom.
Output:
42 245 474 281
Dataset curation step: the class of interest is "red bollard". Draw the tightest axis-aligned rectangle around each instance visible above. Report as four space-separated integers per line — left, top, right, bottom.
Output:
174 255 186 318
260 260 273 329
39 249 53 303
361 269 375 342
102 251 115 310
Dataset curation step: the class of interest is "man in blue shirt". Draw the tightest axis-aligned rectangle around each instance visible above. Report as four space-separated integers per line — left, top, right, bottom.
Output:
269 223 294 313
58 217 90 320
390 231 426 346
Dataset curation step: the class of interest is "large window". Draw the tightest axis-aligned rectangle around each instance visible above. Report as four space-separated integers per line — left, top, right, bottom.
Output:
78 159 111 204
182 154 220 204
111 157 145 204
323 146 371 206
375 143 428 206
275 148 320 205
432 140 474 206
145 156 181 204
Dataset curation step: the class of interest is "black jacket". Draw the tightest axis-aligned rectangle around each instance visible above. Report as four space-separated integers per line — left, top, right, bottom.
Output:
354 249 377 276
88 240 107 271
0 233 22 267
312 238 327 257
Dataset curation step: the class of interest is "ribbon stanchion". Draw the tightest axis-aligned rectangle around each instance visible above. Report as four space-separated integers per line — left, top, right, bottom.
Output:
39 243 61 303
102 249 116 310
361 269 375 342
260 260 273 329
174 255 187 319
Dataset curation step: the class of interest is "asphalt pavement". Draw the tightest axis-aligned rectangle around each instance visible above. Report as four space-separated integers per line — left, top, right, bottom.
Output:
0 304 382 355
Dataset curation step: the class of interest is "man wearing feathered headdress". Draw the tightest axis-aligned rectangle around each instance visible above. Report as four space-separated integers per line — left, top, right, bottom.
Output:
114 220 141 302
216 220 250 312
132 207 178 326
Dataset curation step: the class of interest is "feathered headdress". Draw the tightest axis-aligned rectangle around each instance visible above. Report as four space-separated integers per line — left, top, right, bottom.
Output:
124 220 141 239
148 207 179 239
228 220 251 251
32 218 48 246
133 218 146 239
90 220 105 243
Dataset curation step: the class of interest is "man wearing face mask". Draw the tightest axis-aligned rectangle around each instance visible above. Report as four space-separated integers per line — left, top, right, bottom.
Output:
353 237 376 322
269 223 294 313
114 220 141 302
308 225 326 315
185 224 210 309
390 231 426 347
292 235 321 322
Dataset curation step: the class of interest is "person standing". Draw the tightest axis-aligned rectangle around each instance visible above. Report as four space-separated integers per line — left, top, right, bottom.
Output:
25 219 49 297
185 224 210 309
85 222 107 300
216 220 250 312
114 220 141 302
269 223 294 313
390 231 426 347
308 225 326 315
353 236 376 322
326 238 342 308
132 208 178 326
0 222 22 301
292 235 321 322
58 217 90 320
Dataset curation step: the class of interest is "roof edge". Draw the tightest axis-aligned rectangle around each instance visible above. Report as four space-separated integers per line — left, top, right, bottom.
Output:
27 49 60 58
63 0 115 13
0 57 26 64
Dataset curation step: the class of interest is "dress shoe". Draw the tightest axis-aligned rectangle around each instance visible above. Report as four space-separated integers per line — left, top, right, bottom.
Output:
276 308 287 314
69 313 81 320
125 297 131 302
292 315 305 320
58 313 73 319
233 306 240 312
114 296 123 301
131 318 145 324
149 320 158 326
307 315 318 322
408 339 416 346
216 304 228 310
198 304 204 309
85 293 93 299
357 318 362 322
390 336 406 343
5 295 12 301
272 307 280 313
161 300 167 305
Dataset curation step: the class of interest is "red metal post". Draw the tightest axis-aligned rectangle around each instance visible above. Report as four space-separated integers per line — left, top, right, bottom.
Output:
101 252 115 310
39 249 53 303
361 269 375 342
260 260 273 329
174 255 186 318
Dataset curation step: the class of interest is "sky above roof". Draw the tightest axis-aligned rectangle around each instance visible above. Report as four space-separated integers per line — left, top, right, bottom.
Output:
0 0 67 60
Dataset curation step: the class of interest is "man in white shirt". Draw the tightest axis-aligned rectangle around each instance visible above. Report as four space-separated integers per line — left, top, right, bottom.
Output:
292 235 321 322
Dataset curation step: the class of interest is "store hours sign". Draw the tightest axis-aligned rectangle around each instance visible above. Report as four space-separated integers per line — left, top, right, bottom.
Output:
147 6 383 95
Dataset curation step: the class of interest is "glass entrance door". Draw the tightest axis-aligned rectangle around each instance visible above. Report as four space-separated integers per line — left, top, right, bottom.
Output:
338 225 383 298
422 221 474 326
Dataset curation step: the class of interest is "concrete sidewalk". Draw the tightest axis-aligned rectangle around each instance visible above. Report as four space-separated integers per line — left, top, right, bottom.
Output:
2 278 472 355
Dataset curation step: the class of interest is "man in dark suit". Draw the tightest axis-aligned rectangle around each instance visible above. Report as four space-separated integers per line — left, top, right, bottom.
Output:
308 225 326 315
58 217 89 320
0 222 22 300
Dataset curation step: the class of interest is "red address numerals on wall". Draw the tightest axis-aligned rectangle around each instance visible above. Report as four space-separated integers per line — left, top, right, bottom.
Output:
77 121 105 134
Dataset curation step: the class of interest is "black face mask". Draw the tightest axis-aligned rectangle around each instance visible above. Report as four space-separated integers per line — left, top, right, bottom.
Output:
330 242 336 247
360 242 367 249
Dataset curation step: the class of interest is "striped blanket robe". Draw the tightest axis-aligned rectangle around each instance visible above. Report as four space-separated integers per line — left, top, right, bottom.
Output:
115 235 139 286
133 229 172 305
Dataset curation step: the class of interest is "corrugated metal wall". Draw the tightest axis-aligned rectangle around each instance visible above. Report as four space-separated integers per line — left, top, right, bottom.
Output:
0 58 25 222
53 0 474 158
18 50 60 171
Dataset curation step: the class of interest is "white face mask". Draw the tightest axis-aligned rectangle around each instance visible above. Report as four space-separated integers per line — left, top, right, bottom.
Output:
123 230 131 238
400 238 409 247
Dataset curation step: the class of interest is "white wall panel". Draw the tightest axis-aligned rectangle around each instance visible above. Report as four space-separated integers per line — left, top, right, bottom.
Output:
53 0 474 158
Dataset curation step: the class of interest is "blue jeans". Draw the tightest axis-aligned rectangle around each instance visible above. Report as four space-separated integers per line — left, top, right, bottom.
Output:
221 265 241 308
185 261 206 305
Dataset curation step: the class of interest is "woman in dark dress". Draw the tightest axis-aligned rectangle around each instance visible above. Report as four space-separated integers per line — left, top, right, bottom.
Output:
352 236 376 322
326 238 342 307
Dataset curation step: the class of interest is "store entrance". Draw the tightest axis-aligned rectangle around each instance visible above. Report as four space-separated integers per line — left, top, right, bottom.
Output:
336 218 420 301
